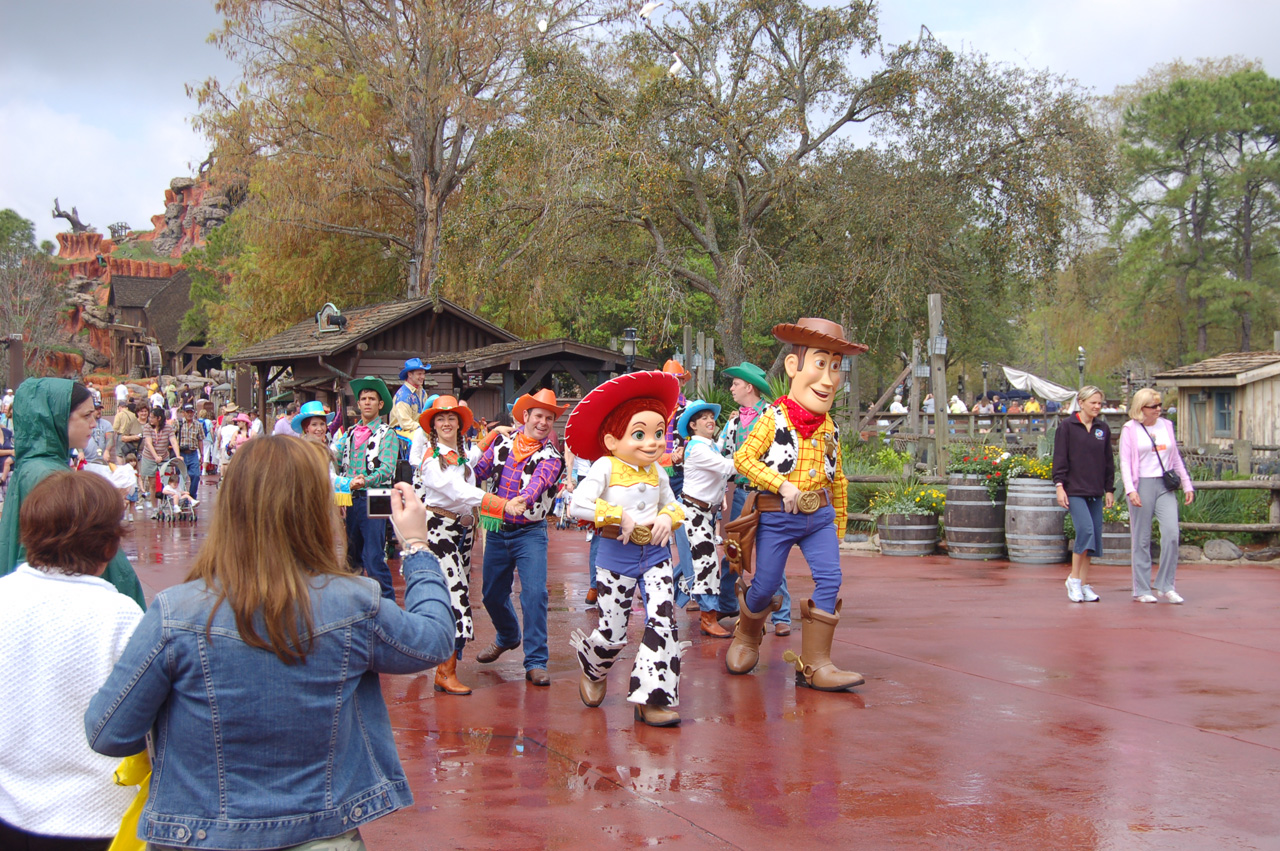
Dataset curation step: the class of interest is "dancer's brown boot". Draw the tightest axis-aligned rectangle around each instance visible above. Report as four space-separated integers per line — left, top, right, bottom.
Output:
579 673 607 707
725 580 782 674
783 599 865 692
699 610 732 638
634 704 681 727
433 653 473 695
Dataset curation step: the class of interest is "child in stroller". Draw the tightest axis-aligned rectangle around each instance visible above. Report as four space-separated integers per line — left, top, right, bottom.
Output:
155 463 199 523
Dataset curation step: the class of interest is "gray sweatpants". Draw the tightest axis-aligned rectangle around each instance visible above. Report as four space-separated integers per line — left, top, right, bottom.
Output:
1131 476 1179 595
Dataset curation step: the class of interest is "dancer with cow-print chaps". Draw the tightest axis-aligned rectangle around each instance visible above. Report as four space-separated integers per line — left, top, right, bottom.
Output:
674 400 738 638
565 371 690 728
412 396 526 696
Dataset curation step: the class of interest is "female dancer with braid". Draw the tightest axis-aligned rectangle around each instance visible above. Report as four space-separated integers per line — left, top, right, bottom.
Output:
412 397 525 694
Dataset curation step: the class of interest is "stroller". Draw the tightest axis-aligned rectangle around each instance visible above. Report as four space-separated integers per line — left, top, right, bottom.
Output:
153 458 198 524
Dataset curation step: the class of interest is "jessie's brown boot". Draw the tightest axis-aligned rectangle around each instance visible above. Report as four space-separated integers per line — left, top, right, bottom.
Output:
725 580 782 674
783 599 865 692
700 610 732 638
433 652 473 696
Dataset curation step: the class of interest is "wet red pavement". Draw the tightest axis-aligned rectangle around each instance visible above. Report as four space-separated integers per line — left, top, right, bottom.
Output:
129 482 1280 850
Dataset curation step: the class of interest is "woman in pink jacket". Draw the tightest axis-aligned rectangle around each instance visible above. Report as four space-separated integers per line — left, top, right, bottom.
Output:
1118 388 1195 603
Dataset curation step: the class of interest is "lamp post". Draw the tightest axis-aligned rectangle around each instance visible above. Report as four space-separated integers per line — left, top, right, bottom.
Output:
1076 347 1086 388
981 361 989 402
621 327 638 373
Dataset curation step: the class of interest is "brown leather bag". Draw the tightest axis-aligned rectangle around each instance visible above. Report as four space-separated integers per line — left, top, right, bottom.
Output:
722 492 760 575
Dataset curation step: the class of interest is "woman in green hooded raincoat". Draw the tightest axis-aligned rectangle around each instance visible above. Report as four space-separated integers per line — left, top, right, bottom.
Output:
0 378 145 608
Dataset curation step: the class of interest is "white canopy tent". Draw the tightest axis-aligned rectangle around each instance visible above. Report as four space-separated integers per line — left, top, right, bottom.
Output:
1001 365 1078 414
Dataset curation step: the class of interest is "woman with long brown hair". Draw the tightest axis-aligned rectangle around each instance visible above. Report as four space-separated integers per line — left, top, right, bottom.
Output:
86 436 455 851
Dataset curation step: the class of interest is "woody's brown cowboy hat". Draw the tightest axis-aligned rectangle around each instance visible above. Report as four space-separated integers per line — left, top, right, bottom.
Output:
772 318 868 356
511 388 569 423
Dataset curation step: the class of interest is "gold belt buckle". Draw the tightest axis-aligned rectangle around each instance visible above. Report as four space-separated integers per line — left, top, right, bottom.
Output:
629 525 653 545
797 491 822 515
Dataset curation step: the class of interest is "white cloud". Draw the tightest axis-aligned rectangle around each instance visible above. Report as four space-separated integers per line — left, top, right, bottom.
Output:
0 98 209 245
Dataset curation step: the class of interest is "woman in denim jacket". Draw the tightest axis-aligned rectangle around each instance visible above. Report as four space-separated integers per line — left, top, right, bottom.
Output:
85 436 455 850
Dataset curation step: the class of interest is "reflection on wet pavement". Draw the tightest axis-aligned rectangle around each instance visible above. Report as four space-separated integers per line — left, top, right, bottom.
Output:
137 479 1280 848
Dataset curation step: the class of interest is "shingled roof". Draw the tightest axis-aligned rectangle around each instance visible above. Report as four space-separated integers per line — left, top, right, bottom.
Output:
229 297 517 362
110 274 171 308
1154 351 1280 381
426 338 657 372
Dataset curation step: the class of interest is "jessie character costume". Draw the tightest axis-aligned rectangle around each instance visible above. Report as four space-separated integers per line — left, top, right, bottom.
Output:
566 371 690 728
473 388 566 684
674 400 736 638
411 396 513 696
730 318 867 692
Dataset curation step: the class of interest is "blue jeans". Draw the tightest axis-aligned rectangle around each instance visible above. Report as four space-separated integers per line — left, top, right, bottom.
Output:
181 450 201 499
345 492 393 600
747 504 840 614
1069 495 1105 556
481 522 549 671
588 531 600 589
674 524 694 608
717 487 790 621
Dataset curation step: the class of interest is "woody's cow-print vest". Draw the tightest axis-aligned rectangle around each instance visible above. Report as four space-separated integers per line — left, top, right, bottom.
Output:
490 433 563 522
339 422 394 477
757 403 841 485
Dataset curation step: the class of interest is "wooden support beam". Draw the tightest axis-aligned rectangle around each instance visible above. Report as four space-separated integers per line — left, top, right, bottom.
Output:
513 361 555 398
858 365 912 432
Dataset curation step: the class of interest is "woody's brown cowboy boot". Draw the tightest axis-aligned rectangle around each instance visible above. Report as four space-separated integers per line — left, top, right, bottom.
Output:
699 610 732 638
725 580 782 674
783 599 865 692
433 652 473 696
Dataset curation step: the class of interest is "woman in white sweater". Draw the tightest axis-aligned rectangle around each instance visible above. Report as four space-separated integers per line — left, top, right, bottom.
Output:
0 471 143 850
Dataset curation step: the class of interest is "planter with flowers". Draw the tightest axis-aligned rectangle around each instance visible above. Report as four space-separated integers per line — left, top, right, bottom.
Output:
870 483 945 557
943 447 1016 560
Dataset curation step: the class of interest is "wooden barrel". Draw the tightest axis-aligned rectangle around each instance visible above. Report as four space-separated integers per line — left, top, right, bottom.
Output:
943 474 1006 560
1004 478 1068 564
877 513 940 557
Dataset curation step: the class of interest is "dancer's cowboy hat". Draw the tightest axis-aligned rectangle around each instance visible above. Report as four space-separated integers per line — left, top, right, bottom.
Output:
398 357 431 381
349 376 393 416
291 400 336 434
511 388 569 424
662 359 691 382
418 394 474 435
772 317 868 356
565 371 680 462
676 400 721 439
722 362 772 397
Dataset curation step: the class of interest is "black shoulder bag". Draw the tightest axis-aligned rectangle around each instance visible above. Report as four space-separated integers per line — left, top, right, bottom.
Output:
1140 422 1182 492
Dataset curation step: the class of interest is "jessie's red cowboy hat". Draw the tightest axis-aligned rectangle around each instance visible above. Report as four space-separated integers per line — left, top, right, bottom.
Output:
772 318 868 356
418 395 474 435
511 388 569 423
564 371 680 462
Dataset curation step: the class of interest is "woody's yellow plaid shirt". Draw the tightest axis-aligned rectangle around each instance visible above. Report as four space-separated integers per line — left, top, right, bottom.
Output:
734 406 848 534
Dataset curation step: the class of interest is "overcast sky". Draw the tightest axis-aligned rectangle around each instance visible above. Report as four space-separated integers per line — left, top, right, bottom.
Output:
2 0 1278 246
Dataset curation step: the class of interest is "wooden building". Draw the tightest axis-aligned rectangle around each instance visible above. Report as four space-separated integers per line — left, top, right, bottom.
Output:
107 271 219 375
1154 351 1280 449
229 297 654 422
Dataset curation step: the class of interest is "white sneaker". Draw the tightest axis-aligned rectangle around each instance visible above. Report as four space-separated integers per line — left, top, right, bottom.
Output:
1065 577 1083 603
1080 584 1100 602
1160 589 1184 604
1134 594 1158 603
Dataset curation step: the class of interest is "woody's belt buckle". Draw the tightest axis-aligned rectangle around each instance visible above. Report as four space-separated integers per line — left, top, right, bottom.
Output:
797 491 822 515
629 525 653 545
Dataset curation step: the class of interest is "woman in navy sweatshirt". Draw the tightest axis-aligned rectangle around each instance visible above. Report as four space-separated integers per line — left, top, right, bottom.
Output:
1052 386 1115 603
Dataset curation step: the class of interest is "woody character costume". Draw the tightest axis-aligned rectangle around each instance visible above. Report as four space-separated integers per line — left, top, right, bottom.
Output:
412 396 520 696
473 388 566 687
566 371 690 727
335 377 399 600
715 361 791 632
729 318 866 692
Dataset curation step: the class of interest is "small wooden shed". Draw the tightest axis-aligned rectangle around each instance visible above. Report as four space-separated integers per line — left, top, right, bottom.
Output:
1154 351 1280 449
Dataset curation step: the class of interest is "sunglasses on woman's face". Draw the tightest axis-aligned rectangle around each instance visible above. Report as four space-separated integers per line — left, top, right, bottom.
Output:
1143 403 1162 409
